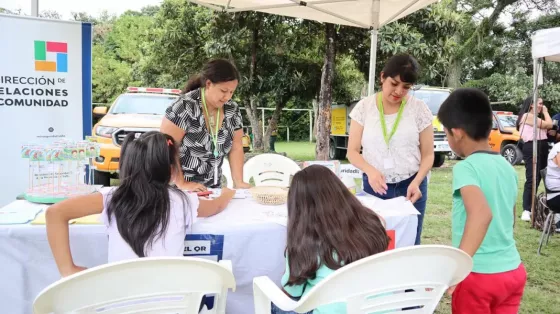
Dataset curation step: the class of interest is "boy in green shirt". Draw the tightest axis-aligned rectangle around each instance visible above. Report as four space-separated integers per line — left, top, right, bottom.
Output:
437 88 526 314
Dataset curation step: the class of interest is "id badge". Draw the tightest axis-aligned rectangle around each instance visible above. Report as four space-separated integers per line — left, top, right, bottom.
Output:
383 158 395 170
213 163 218 186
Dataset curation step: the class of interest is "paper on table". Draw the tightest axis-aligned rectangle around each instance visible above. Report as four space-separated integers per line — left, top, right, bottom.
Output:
0 201 45 225
31 212 102 225
71 214 102 225
256 209 288 226
208 188 249 199
358 196 420 217
30 212 49 225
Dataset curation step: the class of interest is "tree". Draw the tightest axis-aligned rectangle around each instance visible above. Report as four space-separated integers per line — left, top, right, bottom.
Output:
141 0 212 88
39 10 61 19
315 23 336 160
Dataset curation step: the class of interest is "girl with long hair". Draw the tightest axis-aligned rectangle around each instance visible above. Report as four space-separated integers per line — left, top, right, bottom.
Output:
46 131 235 277
273 165 390 314
516 96 553 221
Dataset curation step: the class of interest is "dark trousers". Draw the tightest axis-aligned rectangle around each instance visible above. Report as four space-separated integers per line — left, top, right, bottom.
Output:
363 173 428 245
522 141 549 212
270 135 277 152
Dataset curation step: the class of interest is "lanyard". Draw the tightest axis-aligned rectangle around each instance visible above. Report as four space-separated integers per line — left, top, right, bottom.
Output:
201 88 220 157
377 92 406 146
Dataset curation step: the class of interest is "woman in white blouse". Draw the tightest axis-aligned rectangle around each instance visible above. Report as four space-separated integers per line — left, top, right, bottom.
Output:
347 54 434 245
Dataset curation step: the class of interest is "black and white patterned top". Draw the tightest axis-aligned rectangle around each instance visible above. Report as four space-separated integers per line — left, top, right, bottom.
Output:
165 88 243 188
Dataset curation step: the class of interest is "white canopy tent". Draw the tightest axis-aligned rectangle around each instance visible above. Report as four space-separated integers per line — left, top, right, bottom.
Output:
529 27 560 221
188 0 438 95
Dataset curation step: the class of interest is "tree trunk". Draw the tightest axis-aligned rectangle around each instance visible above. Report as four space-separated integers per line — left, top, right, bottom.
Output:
312 97 318 141
263 96 288 152
446 0 516 89
246 26 264 151
446 57 462 88
315 23 336 160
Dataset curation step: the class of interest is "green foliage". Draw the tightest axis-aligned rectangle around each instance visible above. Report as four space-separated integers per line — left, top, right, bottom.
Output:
43 0 558 135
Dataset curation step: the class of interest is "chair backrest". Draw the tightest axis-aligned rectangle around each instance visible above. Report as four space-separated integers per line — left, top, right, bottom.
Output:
243 154 300 187
222 158 234 188
33 257 236 314
292 245 472 314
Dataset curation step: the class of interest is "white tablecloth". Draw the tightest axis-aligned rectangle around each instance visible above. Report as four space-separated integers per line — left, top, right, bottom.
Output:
0 197 418 314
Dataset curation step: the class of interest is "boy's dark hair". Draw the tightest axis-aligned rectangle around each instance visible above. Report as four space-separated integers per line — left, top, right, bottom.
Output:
285 165 390 286
107 131 189 257
381 54 420 84
437 88 493 141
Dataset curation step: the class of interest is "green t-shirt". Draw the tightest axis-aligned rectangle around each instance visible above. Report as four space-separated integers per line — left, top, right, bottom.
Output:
281 257 345 314
452 151 521 274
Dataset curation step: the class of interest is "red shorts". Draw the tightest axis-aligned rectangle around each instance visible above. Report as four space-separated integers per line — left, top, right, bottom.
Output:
452 263 527 314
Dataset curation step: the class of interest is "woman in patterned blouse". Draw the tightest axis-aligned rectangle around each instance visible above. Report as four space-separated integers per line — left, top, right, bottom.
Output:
347 54 434 245
161 59 251 191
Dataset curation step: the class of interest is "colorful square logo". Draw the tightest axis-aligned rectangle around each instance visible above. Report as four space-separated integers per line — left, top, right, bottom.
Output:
34 41 67 72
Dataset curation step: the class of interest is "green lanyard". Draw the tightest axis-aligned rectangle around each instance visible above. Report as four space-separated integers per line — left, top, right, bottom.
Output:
377 92 406 146
201 88 220 157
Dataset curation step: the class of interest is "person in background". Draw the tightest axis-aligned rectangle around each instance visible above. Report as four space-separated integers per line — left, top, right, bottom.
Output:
547 112 560 143
544 141 560 232
46 131 235 277
269 118 278 152
161 59 251 191
516 96 553 221
272 165 389 314
438 89 526 314
347 53 434 245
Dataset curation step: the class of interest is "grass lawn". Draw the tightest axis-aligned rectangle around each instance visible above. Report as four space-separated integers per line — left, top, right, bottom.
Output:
276 141 560 314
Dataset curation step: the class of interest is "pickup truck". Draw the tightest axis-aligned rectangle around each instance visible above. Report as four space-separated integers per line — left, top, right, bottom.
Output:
91 87 182 186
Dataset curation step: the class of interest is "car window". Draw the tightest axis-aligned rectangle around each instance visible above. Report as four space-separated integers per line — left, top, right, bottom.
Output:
110 94 178 115
497 115 517 128
411 89 450 115
492 117 498 129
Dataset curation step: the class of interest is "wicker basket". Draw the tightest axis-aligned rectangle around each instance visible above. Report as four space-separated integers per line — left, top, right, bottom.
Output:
249 186 289 205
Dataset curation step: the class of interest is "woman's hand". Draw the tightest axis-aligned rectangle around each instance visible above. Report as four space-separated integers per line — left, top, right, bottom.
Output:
177 181 207 192
542 105 548 114
234 181 251 189
61 265 87 277
406 181 423 204
367 168 387 195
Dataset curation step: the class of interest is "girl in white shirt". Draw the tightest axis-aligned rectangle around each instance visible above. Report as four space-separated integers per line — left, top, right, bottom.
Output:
46 131 235 277
347 54 434 245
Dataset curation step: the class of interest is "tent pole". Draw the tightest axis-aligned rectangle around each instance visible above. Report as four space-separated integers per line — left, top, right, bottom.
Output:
531 58 542 227
368 0 380 96
31 0 39 16
368 29 378 96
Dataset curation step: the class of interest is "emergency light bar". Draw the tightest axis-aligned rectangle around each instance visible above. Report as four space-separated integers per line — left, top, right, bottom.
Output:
495 111 513 115
126 87 182 95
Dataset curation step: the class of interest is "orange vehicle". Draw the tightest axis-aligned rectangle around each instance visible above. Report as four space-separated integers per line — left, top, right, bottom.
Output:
488 111 523 165
91 87 182 186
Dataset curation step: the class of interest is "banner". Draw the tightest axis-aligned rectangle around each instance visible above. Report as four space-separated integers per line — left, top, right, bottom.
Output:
0 15 92 207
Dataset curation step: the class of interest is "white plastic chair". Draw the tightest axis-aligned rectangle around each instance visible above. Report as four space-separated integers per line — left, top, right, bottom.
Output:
253 245 472 314
33 257 236 314
221 158 234 188
243 154 301 187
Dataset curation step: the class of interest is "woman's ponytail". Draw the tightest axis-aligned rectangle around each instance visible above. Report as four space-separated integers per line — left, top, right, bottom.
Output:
182 59 240 94
182 74 203 94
